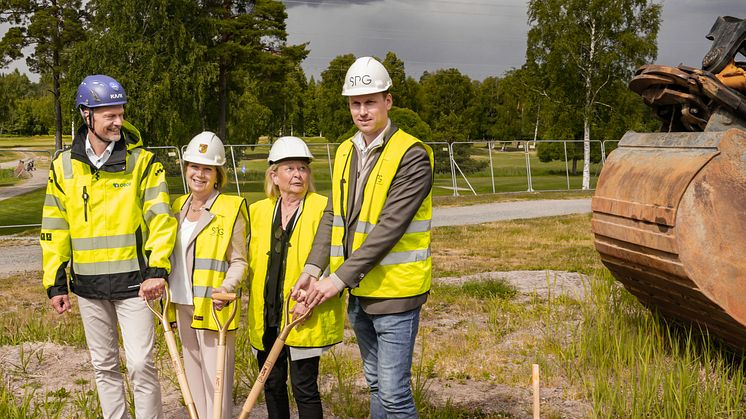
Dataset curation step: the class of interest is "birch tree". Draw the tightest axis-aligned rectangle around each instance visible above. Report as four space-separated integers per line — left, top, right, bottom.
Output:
526 0 661 189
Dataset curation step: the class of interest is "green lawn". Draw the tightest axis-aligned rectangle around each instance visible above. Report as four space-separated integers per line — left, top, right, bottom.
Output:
0 140 601 231
0 189 45 234
0 135 60 149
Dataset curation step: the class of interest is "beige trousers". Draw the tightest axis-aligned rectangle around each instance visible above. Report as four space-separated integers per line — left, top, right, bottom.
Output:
77 296 164 419
175 303 236 419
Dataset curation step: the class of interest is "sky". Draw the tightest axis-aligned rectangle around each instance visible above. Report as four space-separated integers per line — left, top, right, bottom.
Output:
2 0 744 82
282 0 745 81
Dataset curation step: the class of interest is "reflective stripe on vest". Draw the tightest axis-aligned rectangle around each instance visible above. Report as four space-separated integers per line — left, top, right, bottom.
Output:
330 130 434 298
73 258 141 275
173 193 247 331
247 193 345 351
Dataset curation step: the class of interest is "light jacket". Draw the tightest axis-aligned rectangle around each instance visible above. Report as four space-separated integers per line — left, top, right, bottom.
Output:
41 121 177 300
330 130 434 298
171 192 248 331
248 193 344 350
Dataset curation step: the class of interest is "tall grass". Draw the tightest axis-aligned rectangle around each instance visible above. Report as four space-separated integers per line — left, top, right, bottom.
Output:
3 213 746 416
552 270 746 418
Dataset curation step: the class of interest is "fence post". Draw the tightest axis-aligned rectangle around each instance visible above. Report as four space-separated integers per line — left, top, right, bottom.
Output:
563 141 570 190
524 141 534 192
229 146 241 195
488 141 495 194
325 143 334 181
448 143 458 197
175 147 187 194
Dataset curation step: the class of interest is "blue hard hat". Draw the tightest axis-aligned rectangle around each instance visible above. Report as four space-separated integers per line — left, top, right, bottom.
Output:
75 75 127 108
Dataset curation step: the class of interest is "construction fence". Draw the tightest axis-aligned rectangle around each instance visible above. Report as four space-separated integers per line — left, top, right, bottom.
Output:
0 140 618 230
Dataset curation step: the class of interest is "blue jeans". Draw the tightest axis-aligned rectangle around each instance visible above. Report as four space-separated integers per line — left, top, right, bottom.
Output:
347 295 421 419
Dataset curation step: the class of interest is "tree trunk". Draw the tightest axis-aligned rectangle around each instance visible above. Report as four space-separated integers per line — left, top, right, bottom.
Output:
581 20 596 190
53 0 62 151
53 63 62 151
218 63 228 141
582 117 591 189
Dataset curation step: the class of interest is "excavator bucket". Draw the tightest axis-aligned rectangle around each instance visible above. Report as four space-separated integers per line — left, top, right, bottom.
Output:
592 16 746 348
593 125 746 347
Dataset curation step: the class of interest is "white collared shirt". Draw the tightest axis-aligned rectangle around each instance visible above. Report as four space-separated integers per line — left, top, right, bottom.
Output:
351 119 391 169
85 136 116 169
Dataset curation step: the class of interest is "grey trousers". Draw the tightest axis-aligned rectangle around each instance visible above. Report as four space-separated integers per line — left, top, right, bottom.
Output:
78 296 164 419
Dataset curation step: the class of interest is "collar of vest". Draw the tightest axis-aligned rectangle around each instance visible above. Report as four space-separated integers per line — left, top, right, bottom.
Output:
70 123 143 173
188 189 220 210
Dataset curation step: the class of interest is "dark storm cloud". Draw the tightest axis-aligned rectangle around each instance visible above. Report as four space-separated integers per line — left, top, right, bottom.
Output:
656 0 745 68
285 0 528 81
285 0 745 82
3 1 744 82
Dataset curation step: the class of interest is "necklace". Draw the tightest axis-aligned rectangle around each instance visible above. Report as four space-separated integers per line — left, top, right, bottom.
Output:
282 210 294 225
190 204 204 213
281 202 299 225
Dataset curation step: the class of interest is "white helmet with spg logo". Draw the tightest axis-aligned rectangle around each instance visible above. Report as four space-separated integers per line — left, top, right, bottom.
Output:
183 131 226 166
341 56 392 96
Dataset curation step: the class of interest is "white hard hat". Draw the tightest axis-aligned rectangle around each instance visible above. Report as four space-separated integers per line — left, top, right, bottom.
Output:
341 56 392 96
183 131 226 166
268 136 314 164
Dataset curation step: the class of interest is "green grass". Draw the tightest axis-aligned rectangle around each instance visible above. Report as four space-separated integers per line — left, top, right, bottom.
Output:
0 189 45 233
0 168 20 186
2 213 746 416
0 135 60 149
557 271 746 418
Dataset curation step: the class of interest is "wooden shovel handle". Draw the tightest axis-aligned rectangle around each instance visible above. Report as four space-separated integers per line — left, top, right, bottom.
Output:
211 291 237 302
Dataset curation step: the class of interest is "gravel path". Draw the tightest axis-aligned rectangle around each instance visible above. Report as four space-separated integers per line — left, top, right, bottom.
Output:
0 169 49 201
432 198 591 227
0 199 593 277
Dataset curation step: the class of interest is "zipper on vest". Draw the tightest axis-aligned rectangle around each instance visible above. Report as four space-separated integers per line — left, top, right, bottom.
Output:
339 178 348 259
82 186 89 222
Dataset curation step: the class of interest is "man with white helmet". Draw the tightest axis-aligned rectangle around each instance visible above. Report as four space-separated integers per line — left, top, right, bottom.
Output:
295 57 434 418
40 75 177 418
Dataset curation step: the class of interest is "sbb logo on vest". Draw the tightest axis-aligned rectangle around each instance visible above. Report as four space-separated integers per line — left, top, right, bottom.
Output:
348 74 372 86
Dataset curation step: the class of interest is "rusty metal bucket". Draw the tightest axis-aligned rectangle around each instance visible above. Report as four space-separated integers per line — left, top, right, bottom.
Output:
592 124 746 348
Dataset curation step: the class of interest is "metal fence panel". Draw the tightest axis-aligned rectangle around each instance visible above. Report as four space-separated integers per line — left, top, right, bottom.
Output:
528 140 603 191
0 138 616 230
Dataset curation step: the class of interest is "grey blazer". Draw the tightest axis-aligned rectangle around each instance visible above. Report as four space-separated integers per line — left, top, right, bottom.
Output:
304 124 433 314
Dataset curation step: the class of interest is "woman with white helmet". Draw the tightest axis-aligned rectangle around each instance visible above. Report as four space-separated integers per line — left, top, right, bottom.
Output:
246 136 344 419
168 131 249 419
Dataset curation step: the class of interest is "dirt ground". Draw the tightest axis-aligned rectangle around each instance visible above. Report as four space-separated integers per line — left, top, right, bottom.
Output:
0 237 591 418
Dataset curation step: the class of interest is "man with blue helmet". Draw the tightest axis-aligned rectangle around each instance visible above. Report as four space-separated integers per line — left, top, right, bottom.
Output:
40 74 177 418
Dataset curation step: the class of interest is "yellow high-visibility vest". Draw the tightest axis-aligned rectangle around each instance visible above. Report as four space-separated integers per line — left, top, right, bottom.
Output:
172 193 248 331
330 130 434 298
248 193 344 350
41 122 177 299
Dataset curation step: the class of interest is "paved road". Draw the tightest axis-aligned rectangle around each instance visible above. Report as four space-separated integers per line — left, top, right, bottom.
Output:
432 198 592 227
0 169 48 201
0 199 593 277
